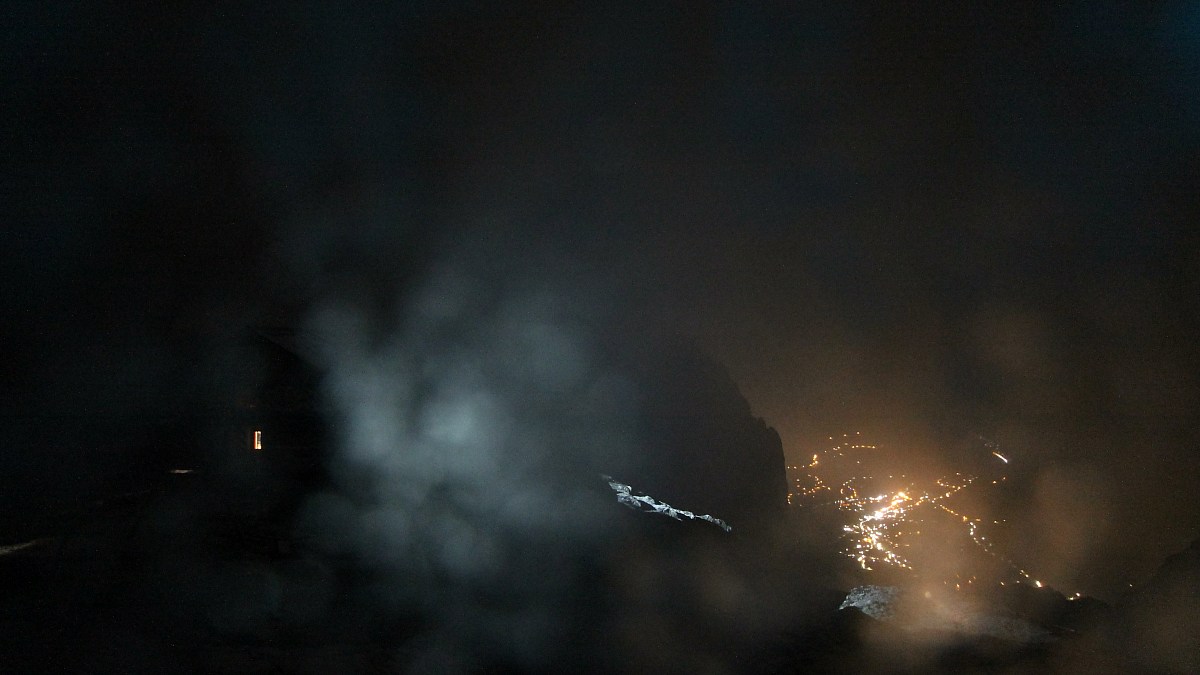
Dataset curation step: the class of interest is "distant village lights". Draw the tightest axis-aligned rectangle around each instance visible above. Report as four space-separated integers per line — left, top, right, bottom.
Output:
788 435 1064 591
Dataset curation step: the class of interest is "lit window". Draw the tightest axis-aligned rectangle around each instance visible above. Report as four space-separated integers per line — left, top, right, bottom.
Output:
253 430 262 450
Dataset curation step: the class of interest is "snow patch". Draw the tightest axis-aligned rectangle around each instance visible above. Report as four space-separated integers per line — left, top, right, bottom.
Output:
603 475 732 532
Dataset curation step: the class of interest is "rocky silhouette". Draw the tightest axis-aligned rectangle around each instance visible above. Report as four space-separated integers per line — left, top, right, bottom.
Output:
613 337 789 534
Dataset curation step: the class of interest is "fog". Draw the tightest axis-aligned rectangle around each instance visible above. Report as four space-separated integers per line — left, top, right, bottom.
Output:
4 2 1200 671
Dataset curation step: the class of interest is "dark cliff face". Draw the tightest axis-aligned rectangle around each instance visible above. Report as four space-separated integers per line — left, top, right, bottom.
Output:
1053 537 1200 673
230 322 789 530
613 338 788 533
1115 537 1200 672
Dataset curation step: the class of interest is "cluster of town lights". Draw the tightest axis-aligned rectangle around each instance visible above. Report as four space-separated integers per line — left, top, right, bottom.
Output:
790 433 1047 590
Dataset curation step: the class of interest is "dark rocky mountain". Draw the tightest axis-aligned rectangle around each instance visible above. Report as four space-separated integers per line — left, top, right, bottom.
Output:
1102 537 1200 673
612 337 789 534
0 327 799 673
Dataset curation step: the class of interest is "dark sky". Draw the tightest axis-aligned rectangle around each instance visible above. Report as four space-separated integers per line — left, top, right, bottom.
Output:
5 2 1200 599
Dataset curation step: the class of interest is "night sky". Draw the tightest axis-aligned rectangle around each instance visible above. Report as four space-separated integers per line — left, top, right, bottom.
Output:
5 1 1200 606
